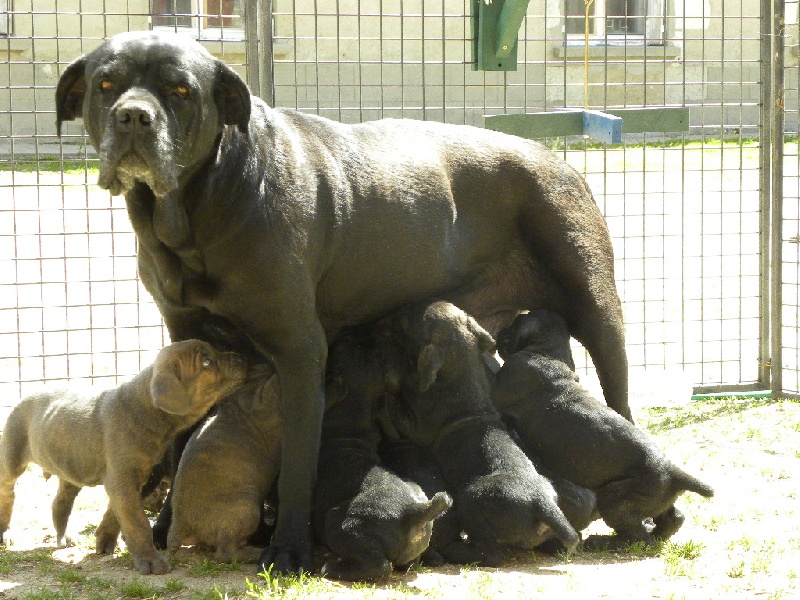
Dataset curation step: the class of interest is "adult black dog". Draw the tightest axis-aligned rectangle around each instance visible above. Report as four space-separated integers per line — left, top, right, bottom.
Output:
55 31 628 573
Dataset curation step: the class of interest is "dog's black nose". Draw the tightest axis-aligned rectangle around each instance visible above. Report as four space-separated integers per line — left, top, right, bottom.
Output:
116 103 153 128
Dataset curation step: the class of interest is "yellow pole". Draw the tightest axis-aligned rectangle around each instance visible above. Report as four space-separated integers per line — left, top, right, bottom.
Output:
584 0 594 109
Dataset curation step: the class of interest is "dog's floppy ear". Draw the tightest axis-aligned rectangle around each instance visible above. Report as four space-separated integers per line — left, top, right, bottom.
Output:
56 55 89 136
468 319 496 354
417 343 444 393
214 61 251 135
150 363 193 415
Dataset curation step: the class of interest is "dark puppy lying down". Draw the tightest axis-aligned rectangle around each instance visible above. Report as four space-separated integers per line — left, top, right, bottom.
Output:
494 311 714 549
314 334 451 581
167 364 282 562
0 340 246 574
383 301 580 562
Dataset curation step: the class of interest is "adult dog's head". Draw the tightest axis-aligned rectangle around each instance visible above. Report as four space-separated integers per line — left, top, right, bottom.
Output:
55 31 251 197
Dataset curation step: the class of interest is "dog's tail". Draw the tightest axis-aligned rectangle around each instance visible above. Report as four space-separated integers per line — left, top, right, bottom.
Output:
672 466 715 498
416 491 452 523
539 503 581 551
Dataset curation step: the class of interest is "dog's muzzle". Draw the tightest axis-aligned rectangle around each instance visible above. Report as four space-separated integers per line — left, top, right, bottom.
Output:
97 93 179 197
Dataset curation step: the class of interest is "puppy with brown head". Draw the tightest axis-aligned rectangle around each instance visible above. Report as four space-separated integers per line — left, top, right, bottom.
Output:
314 331 451 581
383 301 580 562
0 340 246 574
493 311 714 549
166 363 282 562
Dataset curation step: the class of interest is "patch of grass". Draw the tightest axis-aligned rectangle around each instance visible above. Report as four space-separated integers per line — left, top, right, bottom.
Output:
0 547 58 575
188 556 242 577
117 577 161 599
663 540 703 577
624 539 665 558
643 396 777 433
164 579 185 593
189 585 241 600
245 568 331 599
21 587 79 600
727 561 746 578
57 568 86 585
0 157 97 173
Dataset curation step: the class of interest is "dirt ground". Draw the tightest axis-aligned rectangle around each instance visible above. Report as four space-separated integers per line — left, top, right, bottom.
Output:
0 394 798 599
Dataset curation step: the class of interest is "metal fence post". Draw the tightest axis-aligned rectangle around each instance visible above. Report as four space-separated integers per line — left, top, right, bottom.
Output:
770 0 785 398
760 0 774 391
244 0 261 96
259 0 275 106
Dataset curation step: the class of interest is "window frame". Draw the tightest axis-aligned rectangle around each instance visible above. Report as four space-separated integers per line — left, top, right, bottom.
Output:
0 0 11 37
564 0 666 46
151 0 245 42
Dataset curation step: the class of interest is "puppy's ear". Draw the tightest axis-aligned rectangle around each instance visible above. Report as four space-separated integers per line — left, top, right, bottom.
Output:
56 55 88 136
150 366 193 415
417 344 444 393
214 61 251 135
468 320 496 354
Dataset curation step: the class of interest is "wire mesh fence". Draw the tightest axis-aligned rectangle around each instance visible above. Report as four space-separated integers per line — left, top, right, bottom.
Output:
0 0 794 415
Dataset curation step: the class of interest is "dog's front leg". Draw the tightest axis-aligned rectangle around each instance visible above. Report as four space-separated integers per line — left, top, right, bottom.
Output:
257 323 327 575
104 472 171 575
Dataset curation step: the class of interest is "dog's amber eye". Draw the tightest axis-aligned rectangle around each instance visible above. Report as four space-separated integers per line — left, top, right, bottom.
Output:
174 85 189 98
99 79 114 93
201 356 213 368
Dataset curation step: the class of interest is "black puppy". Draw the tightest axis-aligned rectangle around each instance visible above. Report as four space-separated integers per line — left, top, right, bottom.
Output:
378 438 499 566
383 301 580 560
494 311 714 549
313 333 451 581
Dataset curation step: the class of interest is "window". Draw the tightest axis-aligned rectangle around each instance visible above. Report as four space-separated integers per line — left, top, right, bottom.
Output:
0 0 10 36
152 0 243 40
565 0 665 44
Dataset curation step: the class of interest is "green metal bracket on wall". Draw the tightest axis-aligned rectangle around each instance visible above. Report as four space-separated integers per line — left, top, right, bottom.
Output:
472 0 532 71
484 107 691 144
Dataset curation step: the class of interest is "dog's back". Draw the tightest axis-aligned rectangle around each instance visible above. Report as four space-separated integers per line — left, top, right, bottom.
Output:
2 388 108 487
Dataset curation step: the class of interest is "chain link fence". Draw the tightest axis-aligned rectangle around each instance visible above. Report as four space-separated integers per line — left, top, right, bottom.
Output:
1 0 795 417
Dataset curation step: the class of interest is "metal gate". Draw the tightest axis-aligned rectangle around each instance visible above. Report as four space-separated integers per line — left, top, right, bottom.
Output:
0 0 795 413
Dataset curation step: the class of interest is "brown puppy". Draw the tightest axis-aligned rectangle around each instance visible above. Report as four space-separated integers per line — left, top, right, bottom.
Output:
0 340 246 574
167 364 282 562
383 301 580 561
493 311 714 549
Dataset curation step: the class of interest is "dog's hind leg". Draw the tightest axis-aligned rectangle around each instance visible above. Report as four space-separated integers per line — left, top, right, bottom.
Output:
0 411 32 544
652 505 685 540
95 506 121 555
52 479 81 547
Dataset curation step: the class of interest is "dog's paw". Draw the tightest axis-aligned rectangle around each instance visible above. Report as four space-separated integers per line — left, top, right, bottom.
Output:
95 533 118 555
321 556 391 581
133 552 173 575
257 543 314 575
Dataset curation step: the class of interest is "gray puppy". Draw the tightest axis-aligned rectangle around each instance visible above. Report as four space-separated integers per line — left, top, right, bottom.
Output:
0 340 246 574
314 333 451 581
493 311 714 549
383 301 580 562
167 364 282 562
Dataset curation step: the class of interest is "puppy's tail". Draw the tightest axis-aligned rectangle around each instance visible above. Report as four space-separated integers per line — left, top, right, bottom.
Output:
672 467 715 498
416 491 453 523
540 504 580 551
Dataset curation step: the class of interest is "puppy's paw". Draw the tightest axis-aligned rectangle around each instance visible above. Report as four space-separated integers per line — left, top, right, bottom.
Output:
95 532 118 555
321 556 391 581
133 551 173 575
258 543 313 575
